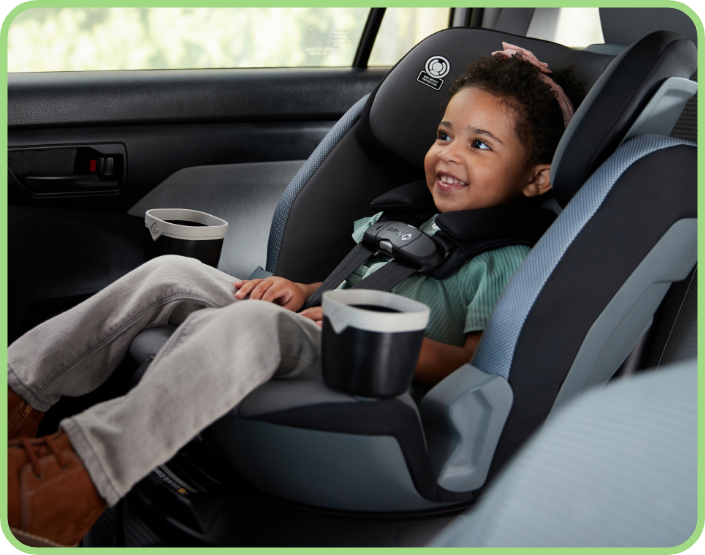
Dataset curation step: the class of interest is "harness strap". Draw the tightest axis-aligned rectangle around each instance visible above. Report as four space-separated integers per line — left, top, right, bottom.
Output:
349 260 419 293
301 181 557 310
302 243 375 309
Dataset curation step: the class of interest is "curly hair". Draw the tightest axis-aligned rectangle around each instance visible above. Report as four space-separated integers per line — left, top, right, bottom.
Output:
442 53 587 167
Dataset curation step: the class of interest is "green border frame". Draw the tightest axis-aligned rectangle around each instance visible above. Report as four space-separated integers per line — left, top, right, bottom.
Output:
0 1 702 553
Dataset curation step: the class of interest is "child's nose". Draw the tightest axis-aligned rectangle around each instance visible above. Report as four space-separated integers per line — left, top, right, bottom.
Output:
439 145 461 163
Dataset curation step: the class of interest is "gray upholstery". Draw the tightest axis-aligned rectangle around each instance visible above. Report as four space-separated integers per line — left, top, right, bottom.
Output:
266 97 369 274
429 361 697 547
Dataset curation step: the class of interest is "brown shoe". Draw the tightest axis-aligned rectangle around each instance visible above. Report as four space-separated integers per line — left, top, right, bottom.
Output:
8 388 44 440
9 431 106 547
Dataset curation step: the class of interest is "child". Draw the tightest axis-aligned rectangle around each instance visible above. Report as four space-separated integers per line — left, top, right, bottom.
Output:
7 43 585 547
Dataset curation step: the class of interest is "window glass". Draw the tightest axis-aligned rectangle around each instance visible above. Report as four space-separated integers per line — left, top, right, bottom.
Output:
8 8 370 72
527 8 604 47
368 8 450 66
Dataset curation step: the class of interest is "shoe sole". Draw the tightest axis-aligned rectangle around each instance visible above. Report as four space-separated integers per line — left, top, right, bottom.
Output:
10 527 78 548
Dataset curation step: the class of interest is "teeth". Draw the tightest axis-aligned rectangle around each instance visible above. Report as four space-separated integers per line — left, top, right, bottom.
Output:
439 175 467 186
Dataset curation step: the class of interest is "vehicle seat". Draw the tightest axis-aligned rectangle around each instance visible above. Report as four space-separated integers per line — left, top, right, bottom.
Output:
129 28 697 512
428 359 697 547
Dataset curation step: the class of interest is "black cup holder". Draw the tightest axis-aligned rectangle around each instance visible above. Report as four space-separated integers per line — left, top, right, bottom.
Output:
321 290 430 398
144 208 228 268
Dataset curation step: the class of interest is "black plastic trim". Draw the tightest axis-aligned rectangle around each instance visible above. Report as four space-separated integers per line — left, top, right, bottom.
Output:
469 8 485 28
248 400 475 503
353 9 386 69
8 67 388 129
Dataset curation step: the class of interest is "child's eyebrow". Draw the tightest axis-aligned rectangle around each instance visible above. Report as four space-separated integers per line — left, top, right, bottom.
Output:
438 121 505 146
468 126 504 145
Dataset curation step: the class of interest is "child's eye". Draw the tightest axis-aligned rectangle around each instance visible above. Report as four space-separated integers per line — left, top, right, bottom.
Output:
472 139 491 150
437 131 450 142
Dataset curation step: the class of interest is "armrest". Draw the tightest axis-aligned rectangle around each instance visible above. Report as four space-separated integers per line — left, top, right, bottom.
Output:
420 363 513 492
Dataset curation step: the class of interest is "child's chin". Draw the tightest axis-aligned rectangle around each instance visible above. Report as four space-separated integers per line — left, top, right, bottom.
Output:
434 198 473 213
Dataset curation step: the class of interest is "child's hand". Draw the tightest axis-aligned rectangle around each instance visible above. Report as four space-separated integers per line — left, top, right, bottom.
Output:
234 277 307 311
299 306 324 327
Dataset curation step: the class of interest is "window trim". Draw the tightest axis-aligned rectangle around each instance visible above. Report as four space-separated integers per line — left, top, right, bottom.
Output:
352 8 386 69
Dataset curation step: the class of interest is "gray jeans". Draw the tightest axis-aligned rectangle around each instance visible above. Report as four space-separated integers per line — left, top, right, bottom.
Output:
8 255 322 507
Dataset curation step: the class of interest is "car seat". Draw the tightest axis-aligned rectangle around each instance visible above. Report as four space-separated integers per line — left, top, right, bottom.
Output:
129 27 696 512
428 359 697 547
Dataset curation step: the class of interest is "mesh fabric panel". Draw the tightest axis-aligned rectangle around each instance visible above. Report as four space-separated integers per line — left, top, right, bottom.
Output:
656 267 697 367
472 135 693 380
670 72 697 144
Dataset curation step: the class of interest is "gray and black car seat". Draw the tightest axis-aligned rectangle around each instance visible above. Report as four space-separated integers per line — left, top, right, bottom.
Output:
129 27 697 512
428 359 697 547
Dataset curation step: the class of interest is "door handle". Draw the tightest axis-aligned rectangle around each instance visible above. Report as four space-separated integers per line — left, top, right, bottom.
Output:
8 144 125 198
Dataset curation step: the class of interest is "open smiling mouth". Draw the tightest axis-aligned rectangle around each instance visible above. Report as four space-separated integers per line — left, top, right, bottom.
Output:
437 174 468 191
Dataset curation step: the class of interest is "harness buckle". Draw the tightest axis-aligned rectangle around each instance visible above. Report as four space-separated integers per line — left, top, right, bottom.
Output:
363 221 447 269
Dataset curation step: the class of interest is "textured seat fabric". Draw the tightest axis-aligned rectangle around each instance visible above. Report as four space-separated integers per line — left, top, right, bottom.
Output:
429 360 697 547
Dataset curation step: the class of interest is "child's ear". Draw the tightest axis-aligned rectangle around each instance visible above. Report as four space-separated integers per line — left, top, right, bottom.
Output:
522 164 552 198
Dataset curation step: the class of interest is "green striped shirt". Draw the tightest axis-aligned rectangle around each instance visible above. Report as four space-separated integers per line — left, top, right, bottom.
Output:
338 212 530 347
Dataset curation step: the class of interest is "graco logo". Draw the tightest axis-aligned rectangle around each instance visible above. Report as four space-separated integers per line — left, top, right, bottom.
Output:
401 234 412 241
418 56 450 91
150 223 160 236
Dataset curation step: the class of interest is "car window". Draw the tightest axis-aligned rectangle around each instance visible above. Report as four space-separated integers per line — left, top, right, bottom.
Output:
8 7 371 71
526 8 604 47
368 8 450 66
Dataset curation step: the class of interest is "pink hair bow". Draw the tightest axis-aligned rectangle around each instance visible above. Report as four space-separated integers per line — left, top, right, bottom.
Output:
491 42 575 128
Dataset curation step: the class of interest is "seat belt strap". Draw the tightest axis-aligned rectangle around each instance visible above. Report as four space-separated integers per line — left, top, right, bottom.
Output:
302 243 375 309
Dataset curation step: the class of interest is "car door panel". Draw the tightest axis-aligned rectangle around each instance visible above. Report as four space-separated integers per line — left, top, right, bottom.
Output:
127 160 306 279
9 121 335 210
8 67 387 342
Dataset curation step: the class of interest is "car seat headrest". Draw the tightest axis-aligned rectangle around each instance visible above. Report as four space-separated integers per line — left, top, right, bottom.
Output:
360 28 613 173
360 28 696 209
550 30 696 207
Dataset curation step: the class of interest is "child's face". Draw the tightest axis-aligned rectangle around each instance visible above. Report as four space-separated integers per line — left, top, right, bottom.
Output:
424 87 549 213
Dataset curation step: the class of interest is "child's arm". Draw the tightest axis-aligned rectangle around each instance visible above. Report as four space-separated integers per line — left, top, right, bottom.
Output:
413 332 483 390
234 278 322 311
